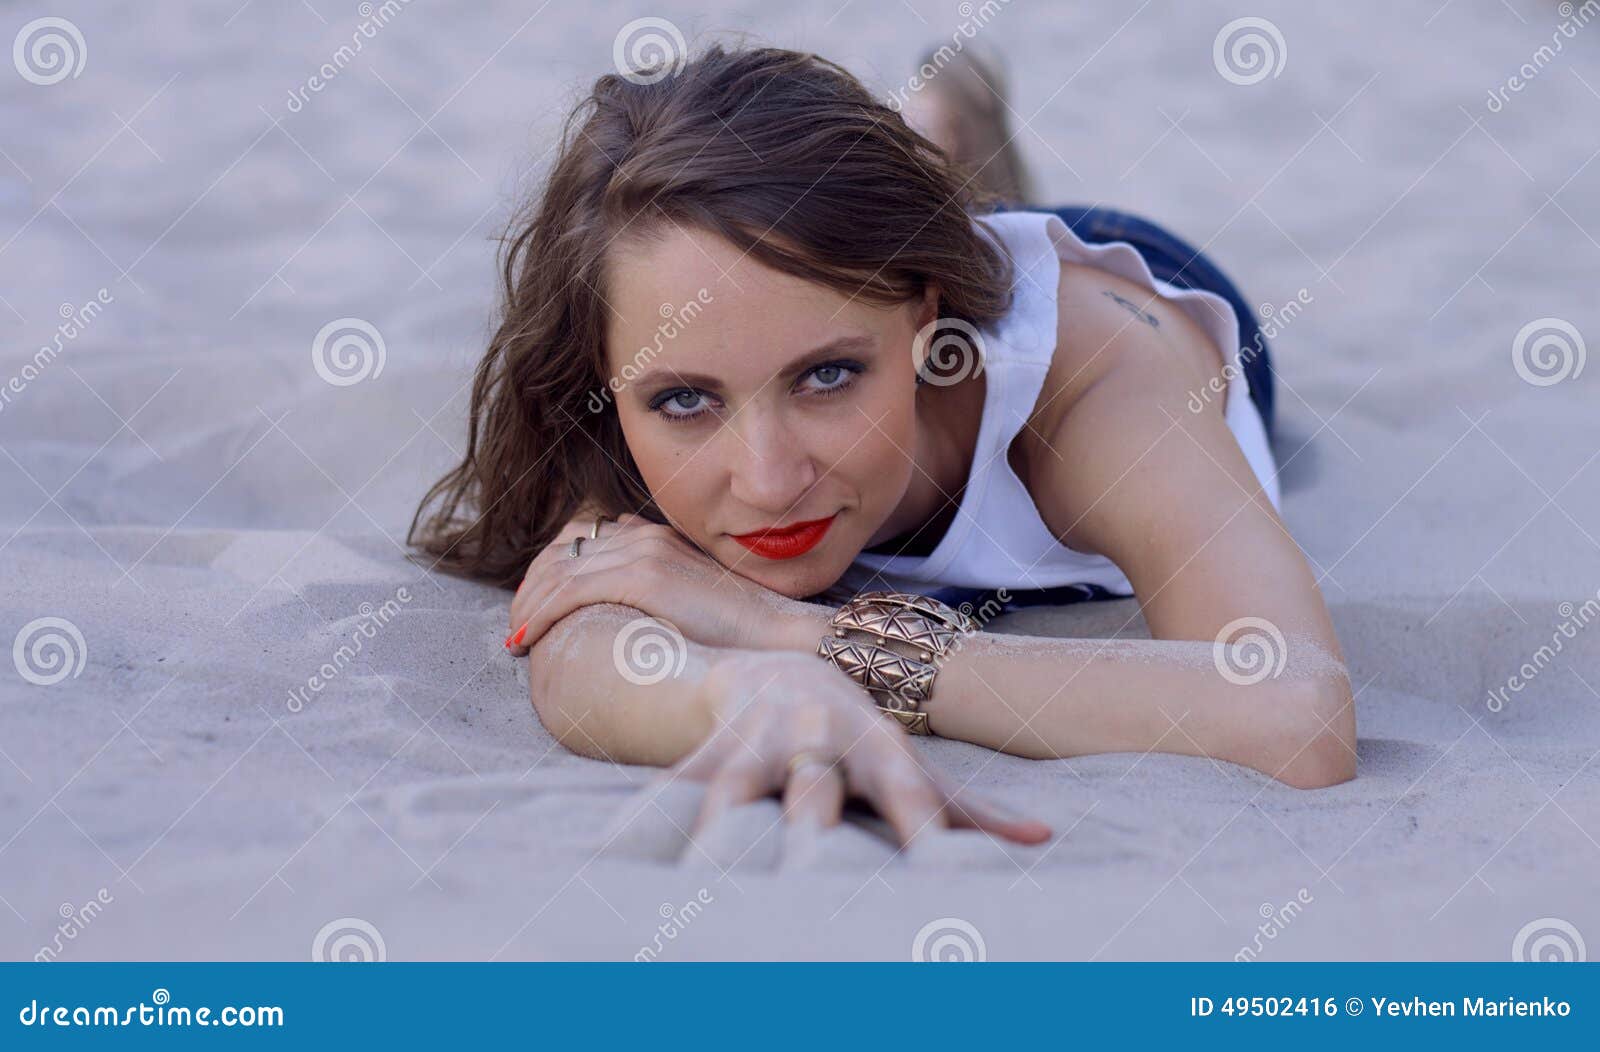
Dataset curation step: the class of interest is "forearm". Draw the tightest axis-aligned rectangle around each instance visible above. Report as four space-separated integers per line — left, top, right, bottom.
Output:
943 634 1350 780
527 602 729 767
773 607 1354 787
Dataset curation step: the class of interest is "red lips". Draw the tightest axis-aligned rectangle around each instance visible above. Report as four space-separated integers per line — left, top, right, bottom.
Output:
730 514 837 560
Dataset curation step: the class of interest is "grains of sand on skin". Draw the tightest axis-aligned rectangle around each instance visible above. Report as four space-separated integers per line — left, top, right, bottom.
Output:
961 629 1347 680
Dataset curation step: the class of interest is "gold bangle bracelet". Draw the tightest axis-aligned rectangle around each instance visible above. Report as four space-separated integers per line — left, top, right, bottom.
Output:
815 590 976 736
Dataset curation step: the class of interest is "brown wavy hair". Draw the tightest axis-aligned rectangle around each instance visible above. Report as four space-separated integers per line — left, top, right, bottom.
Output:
408 42 1017 589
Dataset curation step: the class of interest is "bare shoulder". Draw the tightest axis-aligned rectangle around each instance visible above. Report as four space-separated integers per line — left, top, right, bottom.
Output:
1019 261 1228 444
1010 260 1246 558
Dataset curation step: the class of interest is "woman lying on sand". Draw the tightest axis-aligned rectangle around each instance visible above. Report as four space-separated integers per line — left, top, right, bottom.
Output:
409 44 1355 847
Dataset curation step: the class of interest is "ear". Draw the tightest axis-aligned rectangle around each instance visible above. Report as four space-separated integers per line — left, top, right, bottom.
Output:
913 282 942 331
910 283 942 375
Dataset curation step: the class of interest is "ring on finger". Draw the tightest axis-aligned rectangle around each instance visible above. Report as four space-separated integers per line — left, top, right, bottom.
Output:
786 751 834 779
568 535 584 558
590 514 612 539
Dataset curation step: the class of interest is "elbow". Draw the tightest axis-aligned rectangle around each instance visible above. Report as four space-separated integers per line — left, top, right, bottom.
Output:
1261 677 1358 790
525 614 602 760
527 657 580 753
1274 731 1356 790
529 659 610 761
524 602 671 763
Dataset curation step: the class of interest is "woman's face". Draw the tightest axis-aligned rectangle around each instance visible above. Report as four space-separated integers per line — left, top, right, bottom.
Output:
603 225 937 598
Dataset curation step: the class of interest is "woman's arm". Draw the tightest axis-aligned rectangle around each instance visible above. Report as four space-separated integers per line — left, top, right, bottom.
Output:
525 600 721 767
768 262 1357 789
538 570 1351 789
1035 263 1354 786
769 610 1351 788
525 601 1051 845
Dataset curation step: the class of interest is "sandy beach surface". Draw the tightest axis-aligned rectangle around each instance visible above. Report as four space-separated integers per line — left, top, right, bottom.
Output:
2 1 1598 960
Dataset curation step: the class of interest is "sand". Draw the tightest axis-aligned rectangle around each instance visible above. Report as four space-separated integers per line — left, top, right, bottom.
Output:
2 1 1598 961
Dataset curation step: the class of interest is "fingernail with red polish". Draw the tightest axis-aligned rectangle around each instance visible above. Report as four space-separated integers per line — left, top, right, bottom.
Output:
511 624 527 647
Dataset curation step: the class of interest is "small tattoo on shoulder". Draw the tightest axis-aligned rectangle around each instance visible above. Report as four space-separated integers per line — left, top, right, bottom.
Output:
1101 289 1160 328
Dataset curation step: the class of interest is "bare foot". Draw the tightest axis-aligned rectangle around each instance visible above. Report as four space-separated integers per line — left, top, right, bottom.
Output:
898 44 1034 205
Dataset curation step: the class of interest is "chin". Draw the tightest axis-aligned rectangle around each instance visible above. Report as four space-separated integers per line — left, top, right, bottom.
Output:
719 550 847 600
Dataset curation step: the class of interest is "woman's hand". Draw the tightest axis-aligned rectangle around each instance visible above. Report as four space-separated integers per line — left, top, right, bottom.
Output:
669 651 1052 848
505 509 826 656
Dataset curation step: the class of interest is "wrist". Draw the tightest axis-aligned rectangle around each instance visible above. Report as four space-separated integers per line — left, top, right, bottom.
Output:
701 651 747 723
702 649 788 719
768 600 835 652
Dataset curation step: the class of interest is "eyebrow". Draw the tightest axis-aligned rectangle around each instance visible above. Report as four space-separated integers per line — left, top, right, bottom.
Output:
632 334 878 391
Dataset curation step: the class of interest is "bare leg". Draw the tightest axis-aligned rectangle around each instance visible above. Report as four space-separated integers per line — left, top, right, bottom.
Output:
898 44 1035 205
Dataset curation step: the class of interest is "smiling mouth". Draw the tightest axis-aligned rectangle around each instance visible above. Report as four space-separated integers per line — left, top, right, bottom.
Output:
730 514 838 560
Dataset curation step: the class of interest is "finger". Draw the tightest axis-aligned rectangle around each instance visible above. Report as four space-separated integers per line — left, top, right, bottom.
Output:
509 558 620 652
671 734 730 783
577 515 633 543
507 558 641 654
509 554 585 645
510 529 669 636
511 544 571 629
941 788 1053 845
693 755 777 839
849 750 946 849
509 537 658 636
512 515 634 607
561 512 649 548
781 758 846 828
607 511 650 533
508 555 590 649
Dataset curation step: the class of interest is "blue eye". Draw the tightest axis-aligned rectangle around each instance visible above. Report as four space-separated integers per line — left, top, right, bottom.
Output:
647 360 865 425
650 388 713 421
799 360 863 395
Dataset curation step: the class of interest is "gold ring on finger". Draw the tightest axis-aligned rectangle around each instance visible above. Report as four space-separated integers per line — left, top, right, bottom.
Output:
786 751 833 779
590 514 613 539
568 535 584 558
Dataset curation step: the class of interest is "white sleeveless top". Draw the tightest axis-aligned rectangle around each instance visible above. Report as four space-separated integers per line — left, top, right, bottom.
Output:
838 209 1280 599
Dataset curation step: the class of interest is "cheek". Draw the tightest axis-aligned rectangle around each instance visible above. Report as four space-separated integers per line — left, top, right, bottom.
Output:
832 380 916 493
616 409 711 522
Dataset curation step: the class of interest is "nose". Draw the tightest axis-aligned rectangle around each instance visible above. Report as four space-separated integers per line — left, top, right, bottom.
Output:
725 407 818 516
